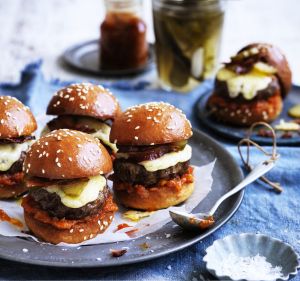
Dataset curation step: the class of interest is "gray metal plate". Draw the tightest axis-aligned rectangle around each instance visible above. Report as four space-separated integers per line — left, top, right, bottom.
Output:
196 85 300 146
63 40 155 77
0 129 243 267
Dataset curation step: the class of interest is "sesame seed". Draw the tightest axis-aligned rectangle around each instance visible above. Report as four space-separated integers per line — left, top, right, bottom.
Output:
68 157 72 162
42 169 45 174
147 117 152 120
135 126 140 130
70 229 74 233
57 162 62 167
134 136 139 140
126 119 131 122
79 229 84 233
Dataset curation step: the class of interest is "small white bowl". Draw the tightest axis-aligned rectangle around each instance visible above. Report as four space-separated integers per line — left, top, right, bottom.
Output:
203 233 299 281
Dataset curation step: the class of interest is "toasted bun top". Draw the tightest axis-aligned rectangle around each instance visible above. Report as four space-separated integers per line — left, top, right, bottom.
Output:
47 83 121 120
237 43 292 98
0 96 37 139
110 102 192 146
23 129 112 179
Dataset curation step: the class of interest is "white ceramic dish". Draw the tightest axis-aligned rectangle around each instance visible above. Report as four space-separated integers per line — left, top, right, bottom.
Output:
204 233 300 281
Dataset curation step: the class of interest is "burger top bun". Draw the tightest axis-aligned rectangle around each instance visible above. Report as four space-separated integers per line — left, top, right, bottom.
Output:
110 102 192 146
231 43 292 98
0 96 37 139
47 83 121 121
23 129 112 180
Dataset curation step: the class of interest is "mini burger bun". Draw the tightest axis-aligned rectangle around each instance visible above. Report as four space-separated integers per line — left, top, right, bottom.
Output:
0 96 37 139
207 90 283 126
23 129 112 179
23 193 117 244
110 102 192 146
113 182 194 211
238 43 292 98
47 83 121 120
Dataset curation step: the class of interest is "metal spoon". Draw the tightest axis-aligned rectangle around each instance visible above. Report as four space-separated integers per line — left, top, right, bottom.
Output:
169 159 277 231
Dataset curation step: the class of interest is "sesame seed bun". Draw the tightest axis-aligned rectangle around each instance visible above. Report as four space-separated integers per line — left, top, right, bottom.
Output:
237 43 292 98
207 90 283 126
23 129 112 179
113 181 194 211
110 102 192 146
46 83 121 121
0 96 37 139
22 193 117 244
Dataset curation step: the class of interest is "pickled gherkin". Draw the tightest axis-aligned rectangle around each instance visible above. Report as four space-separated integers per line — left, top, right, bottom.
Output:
153 0 225 92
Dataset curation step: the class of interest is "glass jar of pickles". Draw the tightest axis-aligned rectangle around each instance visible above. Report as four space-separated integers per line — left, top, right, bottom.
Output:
152 0 225 92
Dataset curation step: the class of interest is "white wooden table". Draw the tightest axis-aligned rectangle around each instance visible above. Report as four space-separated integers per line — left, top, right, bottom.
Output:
0 0 299 84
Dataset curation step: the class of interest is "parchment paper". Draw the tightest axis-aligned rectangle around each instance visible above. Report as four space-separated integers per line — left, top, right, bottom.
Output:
0 160 215 247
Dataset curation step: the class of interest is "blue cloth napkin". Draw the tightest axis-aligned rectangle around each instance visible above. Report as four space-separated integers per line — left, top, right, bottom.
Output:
0 62 299 281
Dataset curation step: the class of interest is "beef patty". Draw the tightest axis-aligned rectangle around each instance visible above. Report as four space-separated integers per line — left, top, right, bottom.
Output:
30 185 109 220
113 159 190 186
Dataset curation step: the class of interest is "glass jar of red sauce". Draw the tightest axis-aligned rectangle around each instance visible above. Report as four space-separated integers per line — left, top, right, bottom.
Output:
100 0 148 70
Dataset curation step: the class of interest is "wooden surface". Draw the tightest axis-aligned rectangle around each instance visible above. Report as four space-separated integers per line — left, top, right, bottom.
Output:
0 0 299 83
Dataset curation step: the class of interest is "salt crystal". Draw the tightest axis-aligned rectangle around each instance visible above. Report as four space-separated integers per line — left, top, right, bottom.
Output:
219 253 283 280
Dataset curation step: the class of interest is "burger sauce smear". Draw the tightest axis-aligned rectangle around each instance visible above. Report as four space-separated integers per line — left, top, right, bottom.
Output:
0 209 23 228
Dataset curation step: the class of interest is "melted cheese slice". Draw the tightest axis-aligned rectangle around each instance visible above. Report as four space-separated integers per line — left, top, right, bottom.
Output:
139 144 192 172
43 118 117 152
217 63 276 100
45 174 106 208
0 141 32 171
90 122 118 153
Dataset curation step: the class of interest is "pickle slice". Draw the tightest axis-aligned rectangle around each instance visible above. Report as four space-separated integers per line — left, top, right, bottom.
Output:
62 180 89 196
253 62 277 74
288 104 300 118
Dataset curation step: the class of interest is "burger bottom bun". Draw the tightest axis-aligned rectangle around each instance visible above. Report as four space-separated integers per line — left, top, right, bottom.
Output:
207 93 283 126
23 194 117 244
113 181 194 211
0 184 29 199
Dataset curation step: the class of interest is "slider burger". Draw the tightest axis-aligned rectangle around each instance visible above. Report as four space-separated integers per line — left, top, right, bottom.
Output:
21 129 117 244
207 43 292 126
0 96 37 199
45 83 121 155
110 102 194 211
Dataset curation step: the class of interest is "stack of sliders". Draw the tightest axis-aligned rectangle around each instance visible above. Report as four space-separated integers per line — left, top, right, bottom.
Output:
207 43 292 126
21 129 117 244
45 83 121 155
0 96 37 199
110 102 194 211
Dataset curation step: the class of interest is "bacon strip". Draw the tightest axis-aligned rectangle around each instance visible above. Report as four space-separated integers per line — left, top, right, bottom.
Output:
0 135 35 144
0 172 24 186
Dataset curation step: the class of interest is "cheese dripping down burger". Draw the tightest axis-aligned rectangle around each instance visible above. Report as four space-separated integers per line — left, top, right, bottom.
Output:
44 83 121 155
207 43 292 126
0 96 37 199
110 102 194 211
21 129 118 244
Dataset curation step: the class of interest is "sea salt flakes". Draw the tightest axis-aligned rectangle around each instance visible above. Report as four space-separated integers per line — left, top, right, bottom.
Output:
219 253 284 280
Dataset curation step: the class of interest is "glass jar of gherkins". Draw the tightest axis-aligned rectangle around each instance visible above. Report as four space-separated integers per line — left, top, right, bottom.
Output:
152 0 225 93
